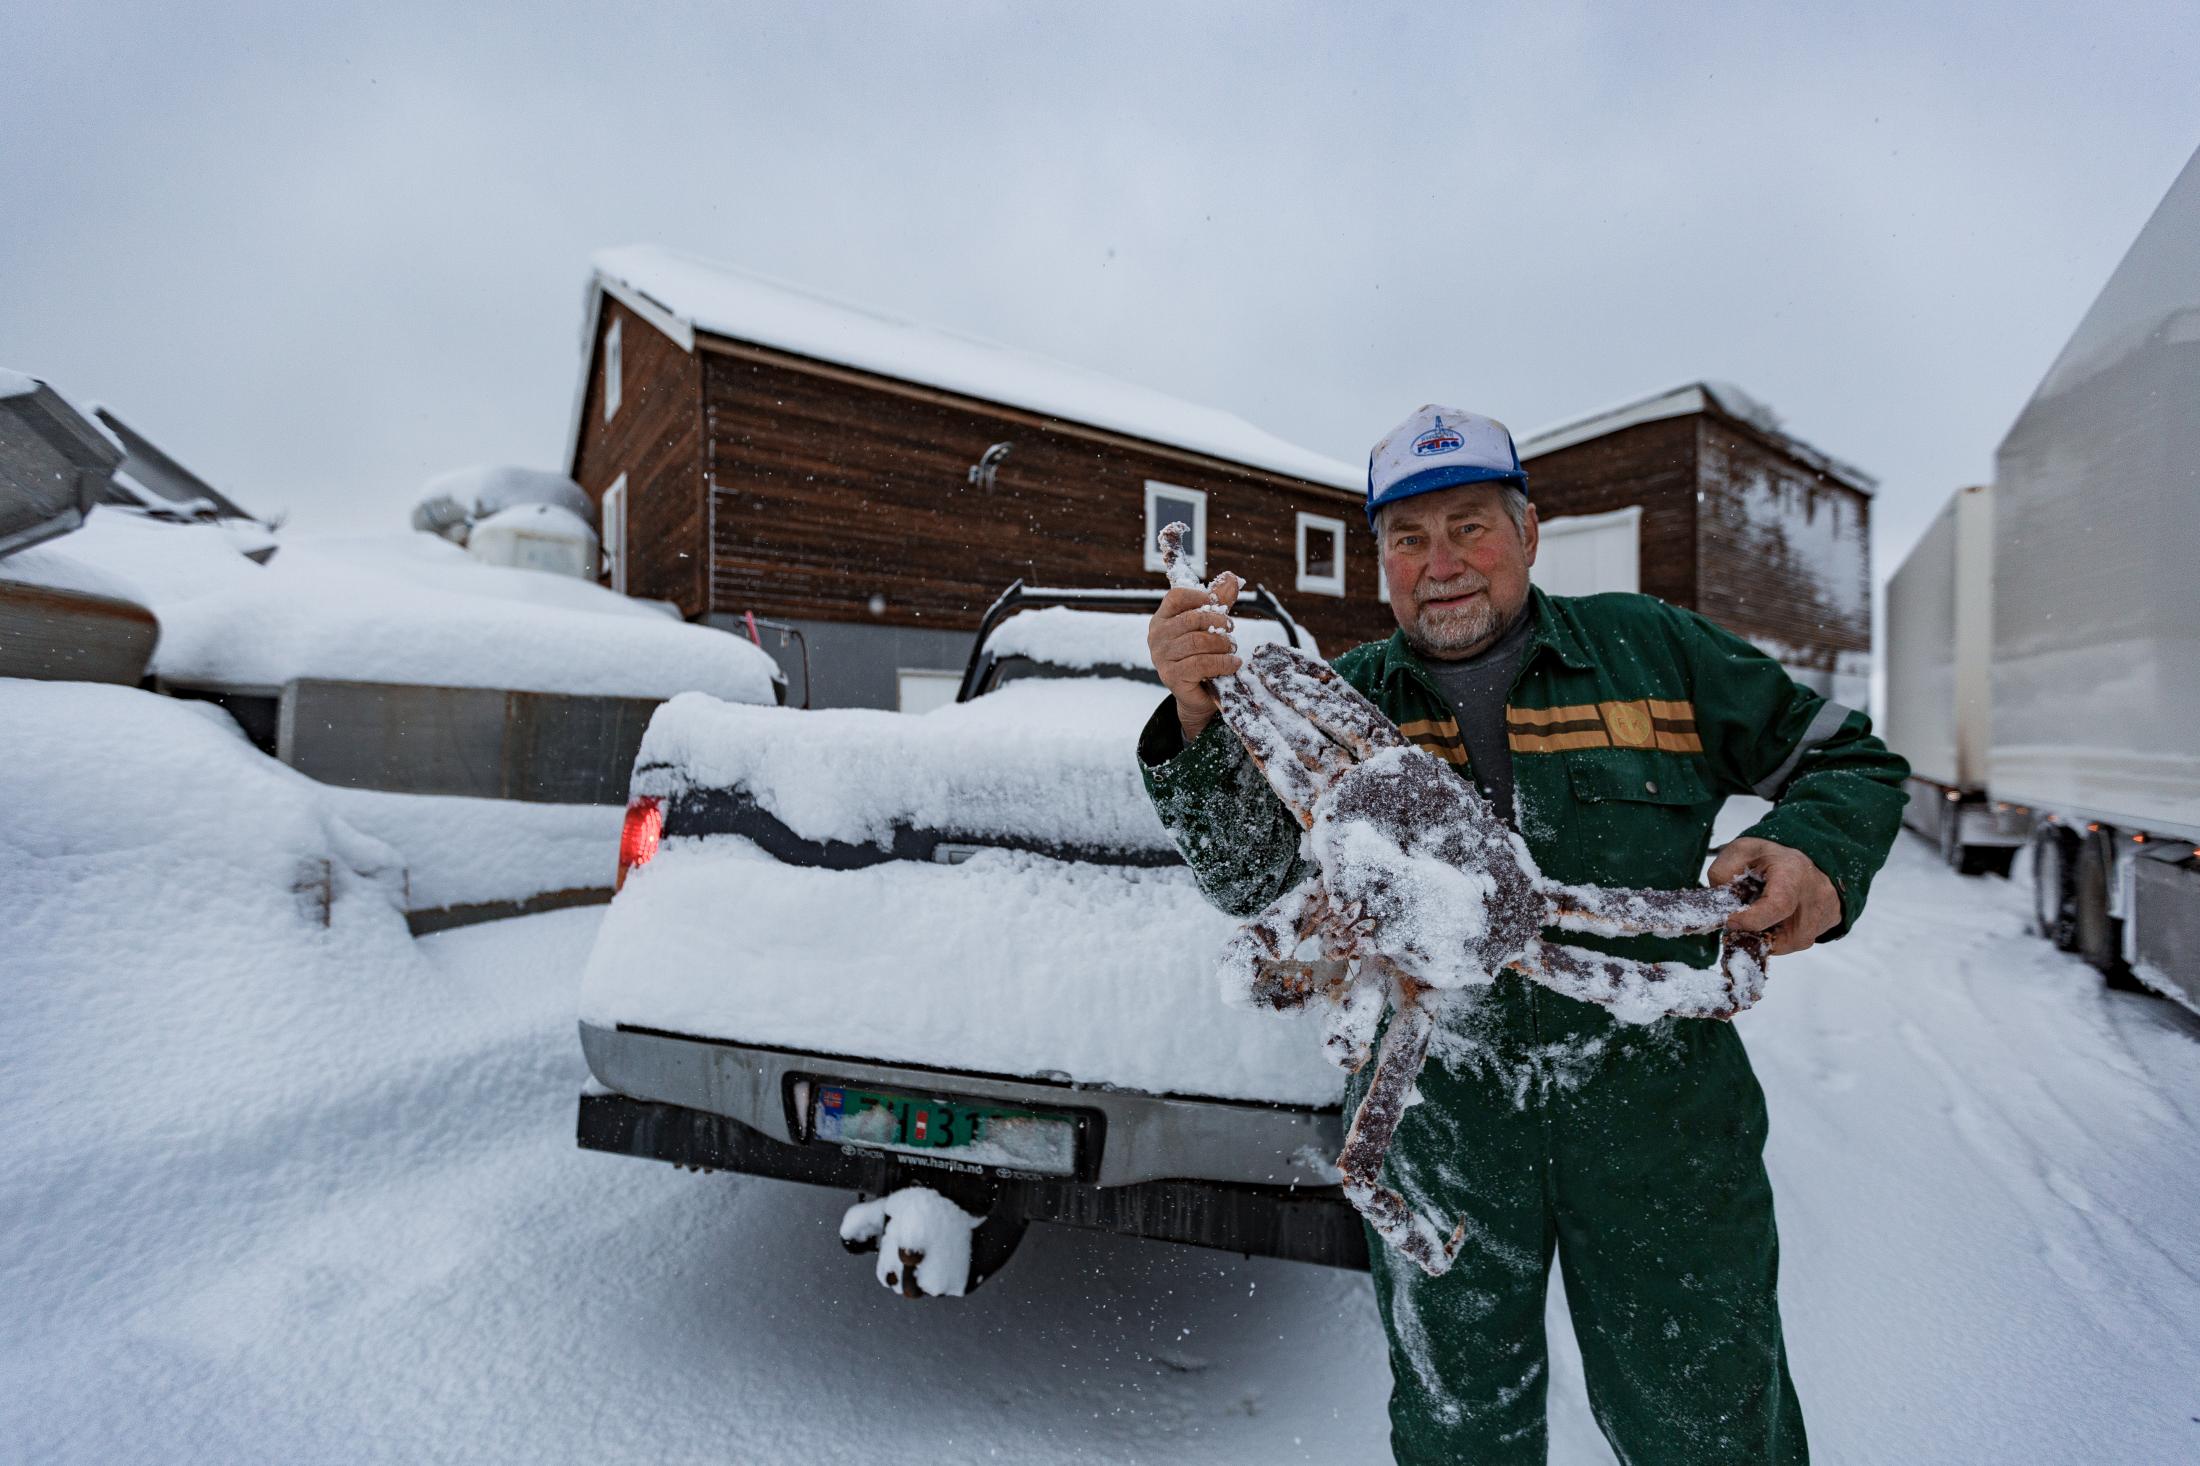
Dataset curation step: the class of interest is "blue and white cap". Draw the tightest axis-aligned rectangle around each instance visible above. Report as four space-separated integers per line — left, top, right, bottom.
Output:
1365 404 1527 527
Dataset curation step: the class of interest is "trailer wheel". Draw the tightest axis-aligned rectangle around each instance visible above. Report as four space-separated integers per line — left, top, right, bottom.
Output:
2032 824 2077 951
2074 828 2140 988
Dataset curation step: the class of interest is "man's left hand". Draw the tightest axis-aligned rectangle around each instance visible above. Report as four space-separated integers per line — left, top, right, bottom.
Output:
1707 838 1841 956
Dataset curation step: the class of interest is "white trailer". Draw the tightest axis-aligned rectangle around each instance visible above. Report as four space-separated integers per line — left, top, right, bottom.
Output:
1990 146 2200 1007
1882 484 2028 874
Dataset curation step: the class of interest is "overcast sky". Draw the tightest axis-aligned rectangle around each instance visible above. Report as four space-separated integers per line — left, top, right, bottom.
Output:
5 1 2195 578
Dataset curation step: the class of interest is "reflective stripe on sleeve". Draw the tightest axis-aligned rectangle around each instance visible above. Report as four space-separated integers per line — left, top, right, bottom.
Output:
1752 700 1856 799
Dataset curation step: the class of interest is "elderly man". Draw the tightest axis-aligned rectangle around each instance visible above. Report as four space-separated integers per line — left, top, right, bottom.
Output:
1138 405 1906 1465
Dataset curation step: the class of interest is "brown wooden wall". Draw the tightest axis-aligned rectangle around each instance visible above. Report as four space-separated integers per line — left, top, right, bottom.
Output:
571 297 707 615
695 339 1396 654
1695 419 1873 670
1518 415 1702 611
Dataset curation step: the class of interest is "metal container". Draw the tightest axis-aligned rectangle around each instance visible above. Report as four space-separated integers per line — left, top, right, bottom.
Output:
0 375 123 560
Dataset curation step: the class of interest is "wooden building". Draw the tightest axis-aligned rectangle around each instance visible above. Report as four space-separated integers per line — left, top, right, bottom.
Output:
563 246 1389 708
1516 383 1874 709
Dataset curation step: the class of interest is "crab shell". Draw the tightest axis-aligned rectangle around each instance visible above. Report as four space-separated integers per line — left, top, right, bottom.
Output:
1308 745 1547 988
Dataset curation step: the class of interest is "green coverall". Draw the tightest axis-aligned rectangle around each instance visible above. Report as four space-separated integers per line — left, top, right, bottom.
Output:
1139 586 1907 1465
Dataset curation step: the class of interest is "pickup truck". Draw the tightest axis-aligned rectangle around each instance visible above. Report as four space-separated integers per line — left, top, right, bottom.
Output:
574 581 1369 1292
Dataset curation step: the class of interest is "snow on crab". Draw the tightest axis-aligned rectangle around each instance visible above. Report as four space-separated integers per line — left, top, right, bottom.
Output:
1157 524 1769 1275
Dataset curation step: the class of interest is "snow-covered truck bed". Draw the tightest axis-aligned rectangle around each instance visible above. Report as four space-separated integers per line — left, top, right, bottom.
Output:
575 589 1370 1287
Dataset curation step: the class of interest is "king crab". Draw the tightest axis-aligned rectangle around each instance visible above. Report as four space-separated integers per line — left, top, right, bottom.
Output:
1157 525 1770 1275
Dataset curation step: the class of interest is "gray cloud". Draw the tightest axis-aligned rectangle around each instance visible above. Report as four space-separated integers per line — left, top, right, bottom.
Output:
3 0 2194 584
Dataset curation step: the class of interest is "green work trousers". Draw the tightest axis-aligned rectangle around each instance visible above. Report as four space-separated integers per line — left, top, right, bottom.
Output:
1350 975 1807 1465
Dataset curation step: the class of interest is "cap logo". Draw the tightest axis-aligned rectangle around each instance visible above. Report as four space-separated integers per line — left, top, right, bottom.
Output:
1411 418 1466 457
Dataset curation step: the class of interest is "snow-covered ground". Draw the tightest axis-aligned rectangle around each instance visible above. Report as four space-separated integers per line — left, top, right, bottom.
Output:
4 688 2197 1463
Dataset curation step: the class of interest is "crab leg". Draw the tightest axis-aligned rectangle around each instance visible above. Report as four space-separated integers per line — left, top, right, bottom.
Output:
1544 873 1763 941
1217 673 1354 826
1335 962 1468 1276
1516 925 1771 1022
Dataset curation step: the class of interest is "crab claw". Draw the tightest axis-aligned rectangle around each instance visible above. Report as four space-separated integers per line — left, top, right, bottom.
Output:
1156 521 1209 594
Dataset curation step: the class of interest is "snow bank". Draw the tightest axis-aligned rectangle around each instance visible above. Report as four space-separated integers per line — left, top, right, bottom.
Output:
635 677 1174 852
317 786 619 911
581 838 1344 1104
0 511 776 702
839 1188 983 1298
591 245 1361 491
0 679 418 1136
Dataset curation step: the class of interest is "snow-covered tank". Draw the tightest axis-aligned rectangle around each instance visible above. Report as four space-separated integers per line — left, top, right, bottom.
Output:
466 502 600 580
412 465 596 555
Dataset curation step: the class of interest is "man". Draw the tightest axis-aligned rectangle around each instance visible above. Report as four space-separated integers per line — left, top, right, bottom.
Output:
1138 404 1906 1464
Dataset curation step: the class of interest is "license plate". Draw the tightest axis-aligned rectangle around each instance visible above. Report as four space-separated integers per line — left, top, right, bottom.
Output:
810 1083 1079 1177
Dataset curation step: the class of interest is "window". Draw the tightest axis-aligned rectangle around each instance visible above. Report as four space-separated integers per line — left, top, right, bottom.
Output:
603 318 623 421
1296 511 1347 596
1143 480 1207 574
601 473 628 594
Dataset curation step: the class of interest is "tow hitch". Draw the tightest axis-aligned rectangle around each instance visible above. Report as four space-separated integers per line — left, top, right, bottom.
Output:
838 1182 1030 1298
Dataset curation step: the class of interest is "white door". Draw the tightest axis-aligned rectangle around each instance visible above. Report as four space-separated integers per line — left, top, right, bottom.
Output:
1533 505 1640 596
897 669 962 714
600 474 628 594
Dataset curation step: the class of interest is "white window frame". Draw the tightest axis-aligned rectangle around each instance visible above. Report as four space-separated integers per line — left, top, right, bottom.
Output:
1143 480 1208 575
601 473 628 594
1377 556 1390 604
603 318 623 421
1295 511 1347 597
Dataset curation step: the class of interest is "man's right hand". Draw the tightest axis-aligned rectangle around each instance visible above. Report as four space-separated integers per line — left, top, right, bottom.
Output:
1146 572 1242 742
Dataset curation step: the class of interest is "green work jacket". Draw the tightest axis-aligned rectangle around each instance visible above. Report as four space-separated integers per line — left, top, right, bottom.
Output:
1139 586 1909 973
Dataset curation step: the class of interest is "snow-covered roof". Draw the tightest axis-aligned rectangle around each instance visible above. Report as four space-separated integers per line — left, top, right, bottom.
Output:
0 511 778 703
578 245 1361 493
1518 381 1875 494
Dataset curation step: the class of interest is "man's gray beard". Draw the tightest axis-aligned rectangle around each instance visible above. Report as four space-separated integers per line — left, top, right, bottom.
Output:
1401 588 1507 660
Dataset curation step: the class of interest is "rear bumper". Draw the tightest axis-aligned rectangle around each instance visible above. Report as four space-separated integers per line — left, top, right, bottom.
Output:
577 1020 1345 1189
577 1020 1367 1269
577 1088 1369 1271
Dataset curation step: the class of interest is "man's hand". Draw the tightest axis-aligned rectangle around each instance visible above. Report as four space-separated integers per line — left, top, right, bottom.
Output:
1146 572 1242 742
1708 837 1841 956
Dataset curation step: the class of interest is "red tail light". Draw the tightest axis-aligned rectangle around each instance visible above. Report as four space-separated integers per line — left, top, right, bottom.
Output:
617 796 663 890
